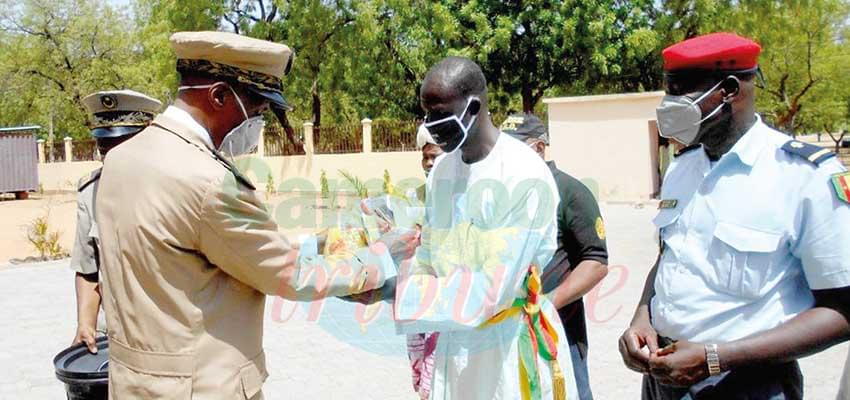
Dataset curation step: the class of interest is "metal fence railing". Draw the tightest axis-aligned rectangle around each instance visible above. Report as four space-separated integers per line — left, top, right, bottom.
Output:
46 140 65 163
72 138 98 162
263 124 305 156
314 123 362 154
373 120 419 152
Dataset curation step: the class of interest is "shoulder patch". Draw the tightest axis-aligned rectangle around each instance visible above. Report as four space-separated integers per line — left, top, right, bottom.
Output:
781 140 836 166
77 168 102 192
595 217 606 240
831 172 850 204
674 144 701 158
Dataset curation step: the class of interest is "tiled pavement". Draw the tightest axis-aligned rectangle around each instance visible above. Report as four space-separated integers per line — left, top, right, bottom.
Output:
2 204 846 399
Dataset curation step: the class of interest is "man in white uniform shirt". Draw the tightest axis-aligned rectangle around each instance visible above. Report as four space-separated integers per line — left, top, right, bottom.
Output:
619 32 850 400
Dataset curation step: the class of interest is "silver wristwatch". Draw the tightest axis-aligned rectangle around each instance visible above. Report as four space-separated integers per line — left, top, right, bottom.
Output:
705 344 722 376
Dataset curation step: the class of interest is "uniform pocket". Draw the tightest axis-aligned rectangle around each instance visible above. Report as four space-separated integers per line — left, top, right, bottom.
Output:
109 358 193 399
239 352 269 399
709 221 782 299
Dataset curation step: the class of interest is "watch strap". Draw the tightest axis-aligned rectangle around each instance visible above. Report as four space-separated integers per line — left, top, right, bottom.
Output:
705 343 722 376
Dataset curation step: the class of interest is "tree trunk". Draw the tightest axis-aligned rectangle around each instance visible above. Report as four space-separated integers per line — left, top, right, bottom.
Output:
521 84 534 113
826 129 846 154
271 106 303 152
311 78 321 147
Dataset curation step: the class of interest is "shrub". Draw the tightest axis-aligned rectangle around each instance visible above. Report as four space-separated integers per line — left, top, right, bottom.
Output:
265 172 276 199
338 169 369 199
320 169 330 199
382 169 395 195
26 210 68 260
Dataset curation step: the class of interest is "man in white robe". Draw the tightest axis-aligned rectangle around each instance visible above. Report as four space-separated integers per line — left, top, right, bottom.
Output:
392 56 579 400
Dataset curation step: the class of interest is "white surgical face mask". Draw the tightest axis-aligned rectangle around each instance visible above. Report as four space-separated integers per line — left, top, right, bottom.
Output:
424 96 479 153
655 78 730 146
178 84 266 157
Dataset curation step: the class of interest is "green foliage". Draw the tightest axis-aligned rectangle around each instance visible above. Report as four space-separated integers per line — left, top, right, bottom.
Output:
0 0 847 139
0 0 148 139
704 0 850 134
319 169 330 199
338 169 368 199
26 209 67 259
443 0 661 111
382 169 394 195
265 171 275 199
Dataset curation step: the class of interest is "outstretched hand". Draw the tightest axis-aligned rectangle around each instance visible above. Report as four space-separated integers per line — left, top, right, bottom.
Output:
341 277 397 305
377 228 420 266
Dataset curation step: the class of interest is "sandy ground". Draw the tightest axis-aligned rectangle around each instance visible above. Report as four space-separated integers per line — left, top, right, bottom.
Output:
0 199 847 399
0 193 77 264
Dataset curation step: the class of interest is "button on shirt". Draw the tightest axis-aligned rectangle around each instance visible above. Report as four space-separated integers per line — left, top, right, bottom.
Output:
651 116 850 343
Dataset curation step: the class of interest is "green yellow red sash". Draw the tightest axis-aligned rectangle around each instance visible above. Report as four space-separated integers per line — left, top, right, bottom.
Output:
479 265 566 400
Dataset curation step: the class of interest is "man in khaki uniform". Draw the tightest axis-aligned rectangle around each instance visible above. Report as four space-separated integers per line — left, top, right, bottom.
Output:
96 31 405 399
70 90 162 353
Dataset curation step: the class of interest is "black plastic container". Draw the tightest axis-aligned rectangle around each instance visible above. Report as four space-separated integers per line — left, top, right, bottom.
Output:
53 337 109 400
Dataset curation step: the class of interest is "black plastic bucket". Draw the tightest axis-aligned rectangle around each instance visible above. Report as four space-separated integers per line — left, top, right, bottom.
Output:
53 336 109 400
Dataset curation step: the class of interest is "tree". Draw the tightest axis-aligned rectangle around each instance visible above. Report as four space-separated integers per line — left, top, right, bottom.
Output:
708 0 850 134
219 0 446 145
0 0 144 138
131 0 226 105
442 0 661 113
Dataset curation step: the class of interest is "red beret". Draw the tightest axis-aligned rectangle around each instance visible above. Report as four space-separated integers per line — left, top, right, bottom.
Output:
662 32 761 72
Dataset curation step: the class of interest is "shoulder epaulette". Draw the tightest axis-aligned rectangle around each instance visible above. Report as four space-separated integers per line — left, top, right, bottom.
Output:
210 151 257 191
153 122 256 191
781 140 836 166
674 144 701 158
78 168 102 192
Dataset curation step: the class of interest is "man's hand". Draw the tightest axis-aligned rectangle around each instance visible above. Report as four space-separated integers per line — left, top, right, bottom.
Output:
377 228 420 266
360 199 393 233
350 262 386 294
342 277 397 305
619 316 659 374
649 340 709 387
72 325 99 354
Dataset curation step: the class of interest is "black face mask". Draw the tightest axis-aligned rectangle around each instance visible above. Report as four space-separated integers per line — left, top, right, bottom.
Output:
424 97 479 153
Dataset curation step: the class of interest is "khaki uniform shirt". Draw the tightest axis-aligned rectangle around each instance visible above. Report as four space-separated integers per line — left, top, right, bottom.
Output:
96 113 393 399
69 169 102 275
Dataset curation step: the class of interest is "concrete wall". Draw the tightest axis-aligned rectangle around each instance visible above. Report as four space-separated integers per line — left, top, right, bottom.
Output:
37 117 427 194
39 161 102 192
238 151 425 194
37 154 425 194
544 91 665 202
40 90 670 201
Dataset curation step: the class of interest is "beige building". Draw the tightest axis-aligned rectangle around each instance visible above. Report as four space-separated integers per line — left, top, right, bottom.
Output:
544 91 667 202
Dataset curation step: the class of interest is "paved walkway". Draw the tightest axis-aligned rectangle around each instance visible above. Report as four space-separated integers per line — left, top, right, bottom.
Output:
1 205 846 399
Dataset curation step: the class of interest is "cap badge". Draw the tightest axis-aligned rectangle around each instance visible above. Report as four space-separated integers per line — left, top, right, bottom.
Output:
100 95 117 110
